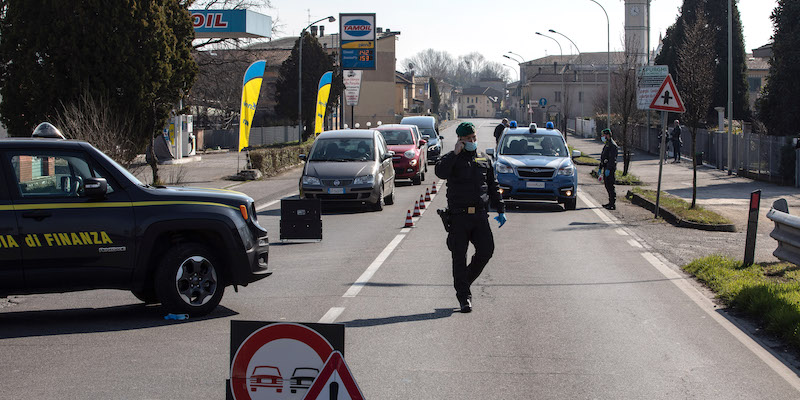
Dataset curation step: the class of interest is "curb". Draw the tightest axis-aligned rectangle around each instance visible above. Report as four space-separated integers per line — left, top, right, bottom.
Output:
626 191 737 232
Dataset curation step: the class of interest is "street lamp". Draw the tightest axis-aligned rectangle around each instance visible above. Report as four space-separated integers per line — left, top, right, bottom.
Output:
587 0 611 130
298 15 335 141
502 63 518 81
535 32 564 128
506 51 525 63
549 29 584 118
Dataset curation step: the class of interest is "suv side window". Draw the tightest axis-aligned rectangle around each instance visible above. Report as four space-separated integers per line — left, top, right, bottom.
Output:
8 151 114 198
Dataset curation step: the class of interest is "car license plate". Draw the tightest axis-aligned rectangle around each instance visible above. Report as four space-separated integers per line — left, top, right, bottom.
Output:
328 188 345 194
526 181 545 188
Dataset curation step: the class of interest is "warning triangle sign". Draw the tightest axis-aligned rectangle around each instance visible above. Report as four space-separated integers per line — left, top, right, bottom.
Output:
649 74 686 113
302 351 364 400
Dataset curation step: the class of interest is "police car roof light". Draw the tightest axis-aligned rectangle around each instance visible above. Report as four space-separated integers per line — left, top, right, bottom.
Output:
529 126 537 133
31 122 66 139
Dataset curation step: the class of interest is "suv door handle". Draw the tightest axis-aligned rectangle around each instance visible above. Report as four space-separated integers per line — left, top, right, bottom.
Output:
22 210 52 220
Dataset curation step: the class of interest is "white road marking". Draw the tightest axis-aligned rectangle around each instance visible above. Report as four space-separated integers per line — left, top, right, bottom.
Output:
615 228 629 236
256 192 299 211
579 189 800 392
343 233 406 298
640 252 800 392
318 307 345 324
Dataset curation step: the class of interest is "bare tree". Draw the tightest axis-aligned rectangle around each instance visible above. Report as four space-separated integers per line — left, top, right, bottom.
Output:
612 36 645 175
402 49 455 82
190 50 255 129
677 7 714 208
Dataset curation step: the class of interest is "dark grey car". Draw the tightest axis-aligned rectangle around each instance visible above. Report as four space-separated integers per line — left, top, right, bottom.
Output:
299 129 395 211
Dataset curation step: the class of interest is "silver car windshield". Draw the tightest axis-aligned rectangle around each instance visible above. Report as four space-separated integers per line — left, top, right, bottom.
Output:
379 129 414 145
309 138 374 161
500 134 568 157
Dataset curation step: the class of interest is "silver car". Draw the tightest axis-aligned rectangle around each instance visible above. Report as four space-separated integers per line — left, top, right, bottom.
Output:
299 129 396 211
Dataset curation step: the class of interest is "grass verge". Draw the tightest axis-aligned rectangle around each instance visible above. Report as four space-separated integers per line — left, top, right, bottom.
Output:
590 168 644 185
631 187 731 225
684 255 800 349
568 145 600 166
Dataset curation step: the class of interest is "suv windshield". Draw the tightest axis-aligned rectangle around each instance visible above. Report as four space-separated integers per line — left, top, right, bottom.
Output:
379 129 414 145
309 138 374 161
500 134 568 157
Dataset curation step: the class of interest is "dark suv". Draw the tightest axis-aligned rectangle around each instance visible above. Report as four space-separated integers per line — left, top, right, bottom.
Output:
0 137 271 316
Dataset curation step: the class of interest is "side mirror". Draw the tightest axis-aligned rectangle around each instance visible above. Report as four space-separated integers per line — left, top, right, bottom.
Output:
83 177 107 199
572 150 582 158
418 139 427 148
422 135 431 141
439 135 444 140
486 148 495 156
384 151 395 160
299 154 307 161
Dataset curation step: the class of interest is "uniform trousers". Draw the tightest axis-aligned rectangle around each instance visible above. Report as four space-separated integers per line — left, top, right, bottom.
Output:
604 170 617 205
446 212 495 301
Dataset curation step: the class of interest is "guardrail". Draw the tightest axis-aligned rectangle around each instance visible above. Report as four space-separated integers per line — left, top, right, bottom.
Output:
767 199 800 265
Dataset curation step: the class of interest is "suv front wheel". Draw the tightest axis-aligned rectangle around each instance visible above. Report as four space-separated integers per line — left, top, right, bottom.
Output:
155 243 225 317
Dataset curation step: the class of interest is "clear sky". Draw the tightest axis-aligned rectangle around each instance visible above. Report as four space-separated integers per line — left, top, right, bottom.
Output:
261 0 777 75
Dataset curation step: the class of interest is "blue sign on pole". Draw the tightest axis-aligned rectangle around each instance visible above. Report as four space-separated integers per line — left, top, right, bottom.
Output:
339 13 376 70
539 98 547 107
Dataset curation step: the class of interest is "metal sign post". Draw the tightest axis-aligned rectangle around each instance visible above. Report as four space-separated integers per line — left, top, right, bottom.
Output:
655 111 667 219
649 73 686 219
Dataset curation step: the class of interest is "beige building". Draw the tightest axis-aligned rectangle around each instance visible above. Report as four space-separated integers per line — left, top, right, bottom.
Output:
346 31 401 127
395 71 413 116
457 86 502 118
746 44 772 111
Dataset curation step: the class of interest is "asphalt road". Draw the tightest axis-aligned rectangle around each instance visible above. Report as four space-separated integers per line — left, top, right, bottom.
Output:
2 119 800 399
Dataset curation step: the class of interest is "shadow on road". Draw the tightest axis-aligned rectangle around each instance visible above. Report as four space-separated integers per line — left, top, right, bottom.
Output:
504 201 565 213
0 303 237 339
342 308 454 328
553 221 616 232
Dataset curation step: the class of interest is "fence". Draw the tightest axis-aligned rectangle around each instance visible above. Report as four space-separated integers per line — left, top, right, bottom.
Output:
198 125 300 150
628 124 793 184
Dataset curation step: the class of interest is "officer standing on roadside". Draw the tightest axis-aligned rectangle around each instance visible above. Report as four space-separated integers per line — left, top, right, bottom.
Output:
493 118 509 144
598 128 618 210
435 122 506 313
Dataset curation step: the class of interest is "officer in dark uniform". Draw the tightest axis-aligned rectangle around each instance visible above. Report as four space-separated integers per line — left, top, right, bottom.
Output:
493 118 509 145
435 122 506 313
598 128 618 210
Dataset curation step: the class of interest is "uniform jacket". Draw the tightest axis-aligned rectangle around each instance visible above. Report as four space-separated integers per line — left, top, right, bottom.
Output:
600 139 618 172
435 150 505 213
671 125 682 142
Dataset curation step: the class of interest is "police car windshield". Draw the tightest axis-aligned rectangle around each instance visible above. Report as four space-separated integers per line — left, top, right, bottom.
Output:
379 129 414 145
499 134 567 157
309 138 374 161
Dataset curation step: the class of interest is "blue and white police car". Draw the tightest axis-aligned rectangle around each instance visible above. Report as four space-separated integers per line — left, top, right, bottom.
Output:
486 123 581 210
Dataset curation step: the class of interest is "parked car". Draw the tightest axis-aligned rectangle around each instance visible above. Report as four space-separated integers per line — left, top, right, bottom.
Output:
487 124 580 210
0 129 271 317
249 365 283 393
299 129 395 211
375 124 427 184
400 116 444 163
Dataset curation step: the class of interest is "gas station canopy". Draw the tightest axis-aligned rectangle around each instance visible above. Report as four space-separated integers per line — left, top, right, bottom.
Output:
189 9 272 39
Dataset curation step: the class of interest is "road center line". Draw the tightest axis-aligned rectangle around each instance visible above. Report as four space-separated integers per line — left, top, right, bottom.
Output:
343 233 406 298
256 191 299 211
640 252 800 392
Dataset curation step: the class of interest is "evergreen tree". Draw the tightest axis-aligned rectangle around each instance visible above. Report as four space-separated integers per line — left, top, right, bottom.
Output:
429 77 441 115
655 0 750 121
0 0 197 147
757 0 800 135
274 33 342 141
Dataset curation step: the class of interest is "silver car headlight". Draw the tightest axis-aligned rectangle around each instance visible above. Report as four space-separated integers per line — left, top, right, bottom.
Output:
496 163 514 174
353 174 375 185
404 150 416 159
302 175 321 185
558 166 575 176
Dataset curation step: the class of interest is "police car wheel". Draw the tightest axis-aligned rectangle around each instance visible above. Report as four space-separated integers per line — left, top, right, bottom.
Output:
155 243 225 317
131 289 159 304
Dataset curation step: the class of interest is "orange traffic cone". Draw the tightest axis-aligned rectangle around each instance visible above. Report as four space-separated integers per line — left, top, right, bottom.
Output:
419 194 426 210
413 201 421 217
431 182 438 194
404 210 414 227
425 188 432 202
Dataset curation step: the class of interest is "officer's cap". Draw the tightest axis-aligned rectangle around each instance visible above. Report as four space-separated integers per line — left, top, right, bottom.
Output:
456 122 476 137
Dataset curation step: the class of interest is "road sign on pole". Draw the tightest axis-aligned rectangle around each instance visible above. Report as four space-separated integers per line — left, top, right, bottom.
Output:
637 65 668 110
648 74 685 113
344 70 363 107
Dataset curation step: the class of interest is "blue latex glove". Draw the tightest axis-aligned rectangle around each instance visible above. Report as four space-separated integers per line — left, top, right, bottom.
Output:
494 213 507 228
603 169 610 177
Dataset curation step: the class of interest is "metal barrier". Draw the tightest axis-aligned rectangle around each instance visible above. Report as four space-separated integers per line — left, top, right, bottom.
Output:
767 199 800 265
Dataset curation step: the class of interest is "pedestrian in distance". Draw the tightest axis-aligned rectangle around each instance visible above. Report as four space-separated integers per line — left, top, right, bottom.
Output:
494 118 509 145
671 119 683 163
598 128 618 210
435 122 506 313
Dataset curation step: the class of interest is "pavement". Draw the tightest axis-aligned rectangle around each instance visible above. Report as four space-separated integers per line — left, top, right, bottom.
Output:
568 132 800 263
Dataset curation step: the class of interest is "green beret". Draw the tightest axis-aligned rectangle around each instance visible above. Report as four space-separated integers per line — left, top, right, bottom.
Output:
456 122 476 136
602 128 612 135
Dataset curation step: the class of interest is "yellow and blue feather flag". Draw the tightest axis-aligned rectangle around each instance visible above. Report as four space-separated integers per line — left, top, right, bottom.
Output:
314 71 333 135
238 60 266 152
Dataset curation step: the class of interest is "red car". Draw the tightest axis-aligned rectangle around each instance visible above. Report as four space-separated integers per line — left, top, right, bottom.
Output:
376 124 427 185
249 365 283 393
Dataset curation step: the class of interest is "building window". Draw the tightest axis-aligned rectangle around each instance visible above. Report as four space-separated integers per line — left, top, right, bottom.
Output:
555 91 562 102
748 77 761 92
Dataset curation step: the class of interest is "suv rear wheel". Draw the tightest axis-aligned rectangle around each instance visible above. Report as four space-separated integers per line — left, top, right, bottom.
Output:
155 243 225 317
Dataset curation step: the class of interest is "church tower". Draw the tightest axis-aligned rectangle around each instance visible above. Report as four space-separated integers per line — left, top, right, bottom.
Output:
625 0 648 64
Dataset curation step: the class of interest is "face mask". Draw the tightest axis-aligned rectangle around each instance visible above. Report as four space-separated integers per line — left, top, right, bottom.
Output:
464 141 478 152
601 137 607 143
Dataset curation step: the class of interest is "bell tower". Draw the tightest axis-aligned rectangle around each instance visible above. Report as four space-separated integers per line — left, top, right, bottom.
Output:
625 0 648 64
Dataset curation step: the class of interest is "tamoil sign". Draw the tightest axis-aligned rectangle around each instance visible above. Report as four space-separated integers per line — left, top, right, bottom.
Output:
340 14 376 70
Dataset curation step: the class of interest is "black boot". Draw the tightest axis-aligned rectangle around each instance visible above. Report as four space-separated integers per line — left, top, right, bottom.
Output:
458 297 472 313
